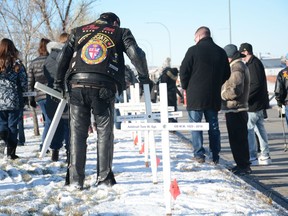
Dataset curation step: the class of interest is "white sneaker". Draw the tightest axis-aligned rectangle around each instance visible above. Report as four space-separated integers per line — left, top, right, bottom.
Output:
258 155 272 165
250 157 259 166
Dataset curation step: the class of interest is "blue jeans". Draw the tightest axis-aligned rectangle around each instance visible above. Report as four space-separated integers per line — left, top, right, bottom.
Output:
37 99 51 145
50 118 70 150
18 108 25 144
285 105 288 126
187 110 221 160
0 109 20 147
247 110 270 159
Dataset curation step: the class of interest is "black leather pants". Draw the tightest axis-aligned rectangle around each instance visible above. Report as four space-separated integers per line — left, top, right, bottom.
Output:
68 87 115 187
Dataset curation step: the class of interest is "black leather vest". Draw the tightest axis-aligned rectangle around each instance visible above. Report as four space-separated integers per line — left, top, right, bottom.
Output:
68 22 125 90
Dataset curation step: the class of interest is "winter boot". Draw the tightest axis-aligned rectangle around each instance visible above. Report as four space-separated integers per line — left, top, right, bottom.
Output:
7 147 19 160
51 149 59 162
65 167 70 186
65 150 70 163
96 171 117 187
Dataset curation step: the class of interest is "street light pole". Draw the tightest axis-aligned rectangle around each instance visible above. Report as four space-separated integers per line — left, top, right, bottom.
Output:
146 22 171 63
228 0 232 43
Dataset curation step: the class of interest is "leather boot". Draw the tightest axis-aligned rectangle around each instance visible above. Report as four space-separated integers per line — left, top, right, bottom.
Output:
7 146 19 160
96 171 116 187
51 149 59 161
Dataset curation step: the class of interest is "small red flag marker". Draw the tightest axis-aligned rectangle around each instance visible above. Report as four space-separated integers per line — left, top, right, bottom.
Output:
156 156 161 167
133 135 138 145
170 179 180 200
139 143 144 154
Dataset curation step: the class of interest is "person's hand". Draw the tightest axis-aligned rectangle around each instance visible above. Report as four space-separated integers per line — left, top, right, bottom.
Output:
138 76 154 92
53 81 66 99
138 76 151 85
29 99 37 108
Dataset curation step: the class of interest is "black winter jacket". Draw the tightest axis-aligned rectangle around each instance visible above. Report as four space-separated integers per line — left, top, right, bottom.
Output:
28 55 49 102
44 42 68 119
274 66 288 105
180 37 231 111
245 55 269 112
44 42 64 88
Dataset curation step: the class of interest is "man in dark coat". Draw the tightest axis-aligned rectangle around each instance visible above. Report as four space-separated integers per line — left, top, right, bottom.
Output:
54 12 151 190
180 26 231 164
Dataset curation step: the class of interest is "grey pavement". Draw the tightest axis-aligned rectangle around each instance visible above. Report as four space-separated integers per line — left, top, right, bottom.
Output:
174 104 288 210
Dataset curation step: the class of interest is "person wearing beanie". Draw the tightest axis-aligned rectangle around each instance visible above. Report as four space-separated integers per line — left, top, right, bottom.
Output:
180 26 231 165
240 42 271 166
221 44 251 175
275 53 288 130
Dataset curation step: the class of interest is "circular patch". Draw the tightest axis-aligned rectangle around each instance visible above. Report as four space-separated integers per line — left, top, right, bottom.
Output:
81 39 107 64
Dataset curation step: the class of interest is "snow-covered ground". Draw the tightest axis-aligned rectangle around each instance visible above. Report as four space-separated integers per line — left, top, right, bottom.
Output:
0 114 287 215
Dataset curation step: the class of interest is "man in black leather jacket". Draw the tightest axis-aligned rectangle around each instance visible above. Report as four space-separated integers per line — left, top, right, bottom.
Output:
54 12 150 189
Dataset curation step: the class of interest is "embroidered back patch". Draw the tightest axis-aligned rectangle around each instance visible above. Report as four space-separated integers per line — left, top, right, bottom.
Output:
81 33 114 65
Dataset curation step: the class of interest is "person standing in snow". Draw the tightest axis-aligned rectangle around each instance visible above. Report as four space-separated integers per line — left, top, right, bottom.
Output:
0 38 28 159
221 44 251 175
239 43 271 166
179 26 231 164
28 38 51 152
44 33 70 162
54 12 151 189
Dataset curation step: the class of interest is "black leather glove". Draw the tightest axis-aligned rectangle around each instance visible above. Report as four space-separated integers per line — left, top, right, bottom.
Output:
53 80 65 99
29 99 37 108
277 101 283 107
139 76 154 92
138 76 151 84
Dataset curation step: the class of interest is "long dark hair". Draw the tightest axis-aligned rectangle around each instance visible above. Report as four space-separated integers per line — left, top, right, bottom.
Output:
38 38 50 56
0 38 21 73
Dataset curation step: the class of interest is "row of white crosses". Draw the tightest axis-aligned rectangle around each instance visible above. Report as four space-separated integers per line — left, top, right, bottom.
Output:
116 83 209 215
34 81 209 215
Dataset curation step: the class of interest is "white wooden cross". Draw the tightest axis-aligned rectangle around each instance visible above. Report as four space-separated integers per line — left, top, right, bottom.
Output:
121 83 209 215
34 82 68 158
116 84 182 184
